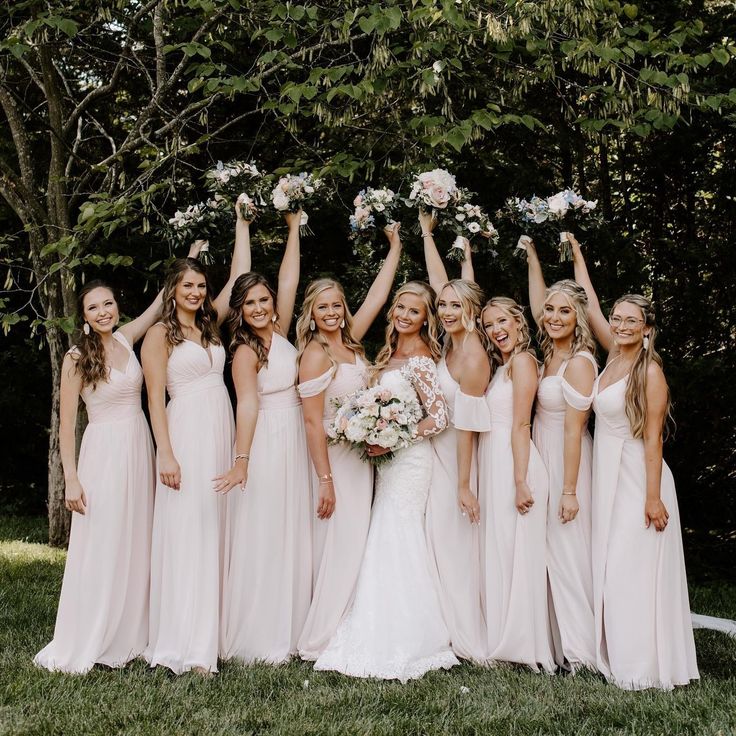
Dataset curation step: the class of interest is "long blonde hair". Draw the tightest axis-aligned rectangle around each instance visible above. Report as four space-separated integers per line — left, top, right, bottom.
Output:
372 281 442 378
295 278 365 371
539 279 597 366
438 279 489 353
613 294 673 440
481 296 536 380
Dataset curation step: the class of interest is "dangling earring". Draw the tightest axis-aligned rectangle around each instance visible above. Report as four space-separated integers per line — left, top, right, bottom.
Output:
171 298 176 310
466 321 474 333
643 335 650 349
272 314 277 323
574 325 581 338
83 322 90 335
239 314 244 328
340 319 345 329
309 319 315 331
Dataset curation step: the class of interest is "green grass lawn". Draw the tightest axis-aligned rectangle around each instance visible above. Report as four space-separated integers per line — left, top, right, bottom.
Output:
1 517 735 736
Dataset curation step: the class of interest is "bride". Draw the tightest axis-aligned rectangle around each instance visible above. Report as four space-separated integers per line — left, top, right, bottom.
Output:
314 281 460 682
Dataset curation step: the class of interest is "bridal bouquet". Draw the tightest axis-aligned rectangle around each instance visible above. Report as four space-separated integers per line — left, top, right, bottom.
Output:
438 188 499 262
167 196 231 263
271 172 323 234
328 384 424 465
205 160 264 221
404 168 460 224
349 187 399 248
505 189 599 261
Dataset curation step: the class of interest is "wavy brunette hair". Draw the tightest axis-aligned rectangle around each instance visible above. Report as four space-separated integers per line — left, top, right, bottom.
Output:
371 281 442 380
227 272 277 369
612 294 672 440
481 296 537 380
159 258 220 348
295 278 366 371
538 279 597 366
73 280 116 389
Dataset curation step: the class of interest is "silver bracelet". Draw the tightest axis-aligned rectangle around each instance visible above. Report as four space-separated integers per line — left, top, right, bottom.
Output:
421 232 433 238
234 453 250 463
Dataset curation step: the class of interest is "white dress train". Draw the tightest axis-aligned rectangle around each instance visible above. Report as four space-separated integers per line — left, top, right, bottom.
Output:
314 357 459 682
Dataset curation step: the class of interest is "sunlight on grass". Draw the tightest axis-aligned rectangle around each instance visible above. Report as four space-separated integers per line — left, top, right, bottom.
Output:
1 517 735 735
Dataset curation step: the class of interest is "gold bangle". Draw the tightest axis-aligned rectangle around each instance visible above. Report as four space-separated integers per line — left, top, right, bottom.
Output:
562 490 576 496
234 453 250 463
421 232 433 238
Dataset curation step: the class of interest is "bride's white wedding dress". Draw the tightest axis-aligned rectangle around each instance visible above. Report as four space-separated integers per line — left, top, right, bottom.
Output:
314 356 460 682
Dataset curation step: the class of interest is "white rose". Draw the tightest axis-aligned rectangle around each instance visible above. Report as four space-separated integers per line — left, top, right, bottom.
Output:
467 222 481 233
272 189 289 210
547 192 568 216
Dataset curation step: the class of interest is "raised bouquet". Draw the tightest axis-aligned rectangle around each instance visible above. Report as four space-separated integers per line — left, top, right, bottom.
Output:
205 160 263 221
327 384 424 465
438 188 499 263
271 172 322 234
505 189 599 261
349 187 399 248
167 196 231 263
404 167 460 222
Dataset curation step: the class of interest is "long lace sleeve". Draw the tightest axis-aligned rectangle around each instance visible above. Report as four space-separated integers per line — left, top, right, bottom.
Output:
402 356 448 438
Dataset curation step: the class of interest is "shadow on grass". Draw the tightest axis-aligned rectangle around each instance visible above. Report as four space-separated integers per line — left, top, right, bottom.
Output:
0 516 48 544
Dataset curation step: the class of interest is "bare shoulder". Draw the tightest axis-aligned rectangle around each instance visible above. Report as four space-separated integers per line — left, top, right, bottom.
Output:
299 340 332 379
511 350 538 376
233 342 259 369
565 353 597 382
143 322 167 345
462 340 491 372
646 360 667 389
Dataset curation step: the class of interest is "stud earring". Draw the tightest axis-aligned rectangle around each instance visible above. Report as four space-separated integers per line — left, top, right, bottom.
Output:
340 319 345 329
309 319 315 331
643 335 650 349
423 321 428 326
83 322 90 335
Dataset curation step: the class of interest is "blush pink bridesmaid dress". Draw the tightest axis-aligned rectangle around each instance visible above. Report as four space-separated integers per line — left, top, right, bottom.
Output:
425 357 488 662
478 362 555 673
145 337 234 674
533 351 597 671
220 333 312 664
34 332 154 673
296 355 373 660
591 369 699 690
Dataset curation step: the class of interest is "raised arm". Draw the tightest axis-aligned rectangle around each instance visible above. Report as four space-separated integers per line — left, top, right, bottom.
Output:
510 352 538 515
274 210 302 335
213 344 260 494
570 234 614 354
120 240 207 345
419 210 448 293
298 343 335 520
141 324 179 490
643 363 670 532
60 353 86 514
460 237 475 283
351 223 403 341
525 238 547 327
213 196 253 323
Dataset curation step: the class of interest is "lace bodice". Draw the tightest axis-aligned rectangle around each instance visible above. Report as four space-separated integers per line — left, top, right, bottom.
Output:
383 356 447 439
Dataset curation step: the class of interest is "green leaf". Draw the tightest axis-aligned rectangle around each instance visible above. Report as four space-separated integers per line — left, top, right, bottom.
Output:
623 4 638 20
446 128 466 152
694 53 712 68
712 47 730 66
264 29 284 43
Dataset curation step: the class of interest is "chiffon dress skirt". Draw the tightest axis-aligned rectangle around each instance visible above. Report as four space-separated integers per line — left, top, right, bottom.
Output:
533 351 597 671
34 332 154 674
297 355 373 660
478 363 555 673
145 339 234 675
591 372 699 690
314 360 459 682
425 357 488 662
221 333 312 664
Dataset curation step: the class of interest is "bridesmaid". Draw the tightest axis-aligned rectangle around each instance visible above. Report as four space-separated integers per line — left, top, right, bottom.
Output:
142 204 250 675
526 239 598 671
571 236 699 690
421 216 489 663
295 223 403 660
477 297 555 672
33 249 201 673
219 210 312 664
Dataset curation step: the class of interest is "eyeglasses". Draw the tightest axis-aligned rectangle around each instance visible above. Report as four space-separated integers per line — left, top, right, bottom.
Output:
609 315 644 329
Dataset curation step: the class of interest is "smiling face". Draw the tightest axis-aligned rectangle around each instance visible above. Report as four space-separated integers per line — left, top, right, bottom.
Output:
609 300 648 349
175 269 207 314
82 287 119 335
437 285 465 335
312 287 345 334
241 282 275 330
542 291 576 342
482 304 519 360
392 292 426 336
